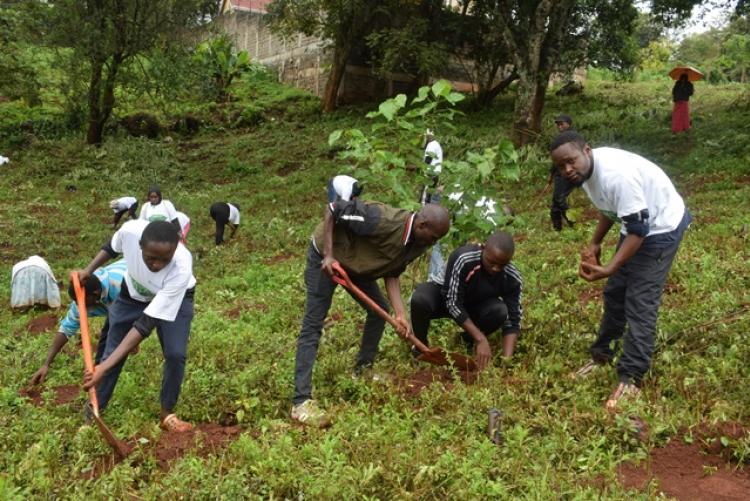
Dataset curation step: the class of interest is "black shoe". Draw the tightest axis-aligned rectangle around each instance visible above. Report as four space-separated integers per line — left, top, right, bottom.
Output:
550 211 563 231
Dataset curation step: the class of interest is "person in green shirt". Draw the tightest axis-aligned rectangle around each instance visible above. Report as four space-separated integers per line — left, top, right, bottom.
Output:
292 199 450 427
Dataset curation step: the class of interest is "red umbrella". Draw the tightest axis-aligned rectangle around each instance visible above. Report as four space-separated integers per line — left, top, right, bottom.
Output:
669 66 704 82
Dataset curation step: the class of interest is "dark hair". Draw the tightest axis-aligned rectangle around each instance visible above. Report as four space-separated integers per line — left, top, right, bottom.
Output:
486 231 515 255
147 184 161 196
549 130 588 152
67 276 101 303
141 220 180 245
555 113 573 125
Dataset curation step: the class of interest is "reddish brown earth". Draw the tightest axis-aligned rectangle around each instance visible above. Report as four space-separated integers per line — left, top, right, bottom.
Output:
578 287 603 306
618 422 750 500
262 251 296 265
20 384 81 406
26 314 58 334
396 368 478 398
87 423 244 478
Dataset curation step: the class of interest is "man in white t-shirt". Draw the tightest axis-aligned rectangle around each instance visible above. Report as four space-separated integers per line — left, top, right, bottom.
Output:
109 196 138 229
80 220 196 432
550 131 691 409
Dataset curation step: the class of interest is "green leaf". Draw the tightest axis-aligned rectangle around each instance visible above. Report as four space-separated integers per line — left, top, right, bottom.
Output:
328 129 342 146
431 79 451 98
412 86 430 103
446 92 465 104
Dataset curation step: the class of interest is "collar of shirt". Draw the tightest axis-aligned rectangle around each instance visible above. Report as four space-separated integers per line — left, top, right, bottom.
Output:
402 213 416 245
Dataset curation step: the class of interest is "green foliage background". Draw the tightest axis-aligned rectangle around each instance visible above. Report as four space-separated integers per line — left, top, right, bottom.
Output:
0 73 749 498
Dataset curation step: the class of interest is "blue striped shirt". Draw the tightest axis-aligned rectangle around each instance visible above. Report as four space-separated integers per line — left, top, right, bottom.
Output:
59 260 127 338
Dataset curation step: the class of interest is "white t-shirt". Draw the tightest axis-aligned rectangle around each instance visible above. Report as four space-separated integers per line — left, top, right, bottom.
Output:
583 147 685 236
111 196 137 212
139 199 178 223
227 203 240 225
111 220 196 322
424 140 443 174
176 211 190 233
331 175 358 201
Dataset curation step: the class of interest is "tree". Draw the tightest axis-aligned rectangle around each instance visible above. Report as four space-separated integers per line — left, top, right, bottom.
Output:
43 0 216 145
267 0 381 113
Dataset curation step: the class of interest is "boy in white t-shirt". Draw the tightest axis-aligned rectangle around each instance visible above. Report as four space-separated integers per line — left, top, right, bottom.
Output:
109 196 138 229
80 220 196 432
550 131 691 408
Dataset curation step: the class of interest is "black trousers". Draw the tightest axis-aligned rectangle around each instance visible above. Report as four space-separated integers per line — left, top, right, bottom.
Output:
550 171 575 214
590 233 684 385
209 202 230 245
410 282 507 347
293 244 389 405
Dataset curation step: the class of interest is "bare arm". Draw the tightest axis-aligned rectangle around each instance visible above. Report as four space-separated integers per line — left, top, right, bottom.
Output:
581 213 643 281
30 332 69 385
77 250 112 282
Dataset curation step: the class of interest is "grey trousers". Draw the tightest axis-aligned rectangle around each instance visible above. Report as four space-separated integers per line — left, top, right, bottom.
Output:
293 244 389 405
590 234 685 384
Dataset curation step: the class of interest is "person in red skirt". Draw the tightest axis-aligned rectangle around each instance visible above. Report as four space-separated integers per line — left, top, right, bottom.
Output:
671 73 693 134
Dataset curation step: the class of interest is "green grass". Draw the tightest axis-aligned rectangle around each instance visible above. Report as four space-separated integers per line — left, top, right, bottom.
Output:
1 78 749 499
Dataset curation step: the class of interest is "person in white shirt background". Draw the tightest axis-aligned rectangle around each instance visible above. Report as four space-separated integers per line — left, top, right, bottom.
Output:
139 185 180 229
176 211 190 245
423 129 446 284
550 131 691 409
80 220 197 432
209 202 241 245
109 196 138 229
327 174 362 202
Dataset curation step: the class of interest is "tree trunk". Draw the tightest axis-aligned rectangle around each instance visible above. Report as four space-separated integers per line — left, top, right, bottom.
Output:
511 68 551 147
86 59 105 145
511 72 535 147
86 54 123 145
322 46 348 113
530 78 547 134
476 70 519 109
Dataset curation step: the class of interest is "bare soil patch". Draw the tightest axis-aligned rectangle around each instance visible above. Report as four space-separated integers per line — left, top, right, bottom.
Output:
26 314 58 334
20 384 81 407
87 423 244 478
618 422 750 500
396 368 478 398
578 287 603 306
262 251 296 265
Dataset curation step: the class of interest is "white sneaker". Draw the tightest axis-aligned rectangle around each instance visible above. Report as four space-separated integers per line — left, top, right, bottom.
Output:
291 399 331 428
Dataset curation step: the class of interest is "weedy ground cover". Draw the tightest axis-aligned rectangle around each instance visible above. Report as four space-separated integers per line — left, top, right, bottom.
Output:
0 77 748 499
